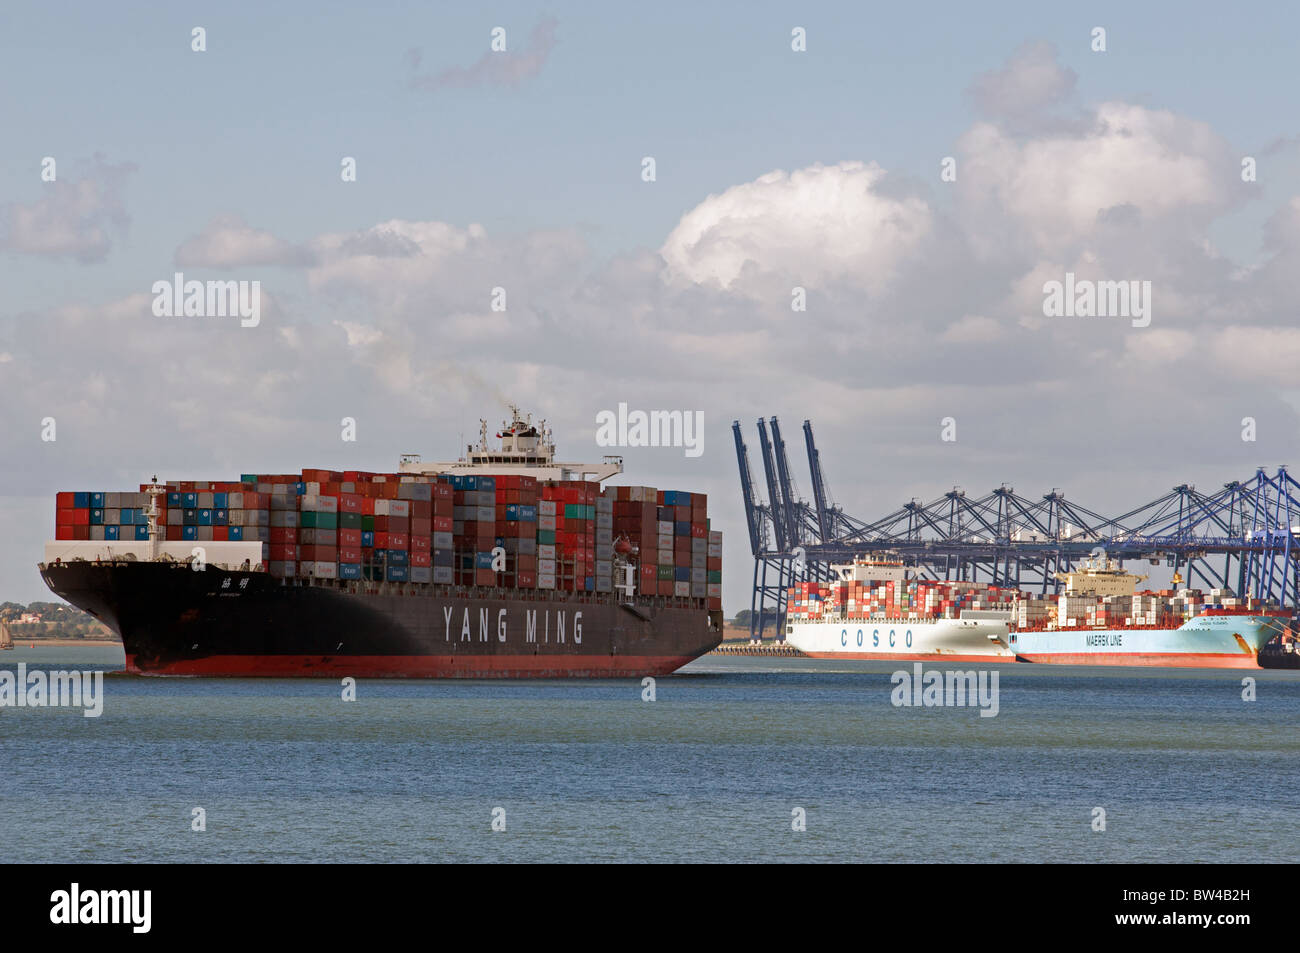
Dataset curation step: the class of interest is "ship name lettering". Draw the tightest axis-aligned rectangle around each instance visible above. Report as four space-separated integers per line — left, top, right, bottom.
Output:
461 609 472 642
573 611 582 645
556 611 566 644
525 610 537 643
443 606 454 642
479 608 490 642
498 608 507 643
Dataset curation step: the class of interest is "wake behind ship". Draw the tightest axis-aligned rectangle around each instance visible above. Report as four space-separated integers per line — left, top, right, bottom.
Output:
39 408 724 678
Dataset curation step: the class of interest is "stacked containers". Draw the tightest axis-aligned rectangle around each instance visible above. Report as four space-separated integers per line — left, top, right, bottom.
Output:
55 491 152 542
493 475 539 588
595 489 614 592
397 478 432 584
536 493 557 590
451 475 495 586
299 490 338 579
52 472 720 604
662 489 694 598
612 486 659 596
707 529 722 610
268 479 300 577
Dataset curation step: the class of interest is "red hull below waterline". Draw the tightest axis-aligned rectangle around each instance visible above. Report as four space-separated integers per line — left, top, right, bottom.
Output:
1015 652 1261 669
123 653 701 678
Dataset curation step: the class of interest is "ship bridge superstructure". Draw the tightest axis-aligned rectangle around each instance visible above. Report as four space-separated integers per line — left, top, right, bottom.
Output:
401 404 624 483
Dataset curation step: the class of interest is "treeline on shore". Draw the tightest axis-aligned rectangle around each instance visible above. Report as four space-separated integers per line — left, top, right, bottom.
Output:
0 601 116 640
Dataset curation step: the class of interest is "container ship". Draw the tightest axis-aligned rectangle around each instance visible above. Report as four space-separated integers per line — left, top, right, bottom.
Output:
784 556 1288 668
38 407 724 678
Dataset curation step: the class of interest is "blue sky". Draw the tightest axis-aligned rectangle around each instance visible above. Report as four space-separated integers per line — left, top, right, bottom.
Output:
2 1 1299 607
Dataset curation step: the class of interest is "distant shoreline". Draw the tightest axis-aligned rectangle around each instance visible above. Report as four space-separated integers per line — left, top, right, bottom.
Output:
5 637 121 648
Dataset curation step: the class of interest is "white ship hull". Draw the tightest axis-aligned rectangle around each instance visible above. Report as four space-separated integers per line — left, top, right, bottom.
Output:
786 617 1015 661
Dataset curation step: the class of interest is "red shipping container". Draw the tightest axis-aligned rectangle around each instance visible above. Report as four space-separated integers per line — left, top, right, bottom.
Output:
56 492 75 508
338 528 361 547
433 516 453 533
213 526 228 541
339 548 362 564
411 517 431 535
475 568 495 586
411 535 431 553
56 525 73 539
410 551 431 567
412 500 431 519
72 509 90 526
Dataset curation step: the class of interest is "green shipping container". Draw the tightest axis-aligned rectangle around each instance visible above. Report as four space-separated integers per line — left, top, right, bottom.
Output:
657 565 674 581
537 529 556 545
340 512 362 529
707 570 722 583
303 511 338 530
362 515 375 531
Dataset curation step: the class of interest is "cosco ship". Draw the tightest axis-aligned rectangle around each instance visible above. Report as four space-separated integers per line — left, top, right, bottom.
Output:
784 556 1287 668
38 408 724 678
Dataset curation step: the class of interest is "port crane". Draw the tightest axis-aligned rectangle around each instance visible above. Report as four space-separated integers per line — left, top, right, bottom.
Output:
736 417 1300 642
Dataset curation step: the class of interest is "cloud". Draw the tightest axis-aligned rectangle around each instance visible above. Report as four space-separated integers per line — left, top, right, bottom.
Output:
957 102 1239 263
408 17 558 91
967 41 1077 120
659 161 934 296
175 215 315 268
0 156 137 263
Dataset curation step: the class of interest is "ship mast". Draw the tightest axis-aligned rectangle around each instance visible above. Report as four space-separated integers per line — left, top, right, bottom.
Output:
146 475 166 560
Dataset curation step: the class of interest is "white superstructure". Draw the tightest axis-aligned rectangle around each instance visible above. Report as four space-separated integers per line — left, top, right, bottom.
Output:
398 404 624 483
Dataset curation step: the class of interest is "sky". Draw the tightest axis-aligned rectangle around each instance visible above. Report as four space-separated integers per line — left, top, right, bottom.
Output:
1 1 1299 611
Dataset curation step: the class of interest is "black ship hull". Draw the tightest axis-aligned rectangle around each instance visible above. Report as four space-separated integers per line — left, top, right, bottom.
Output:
40 561 721 678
